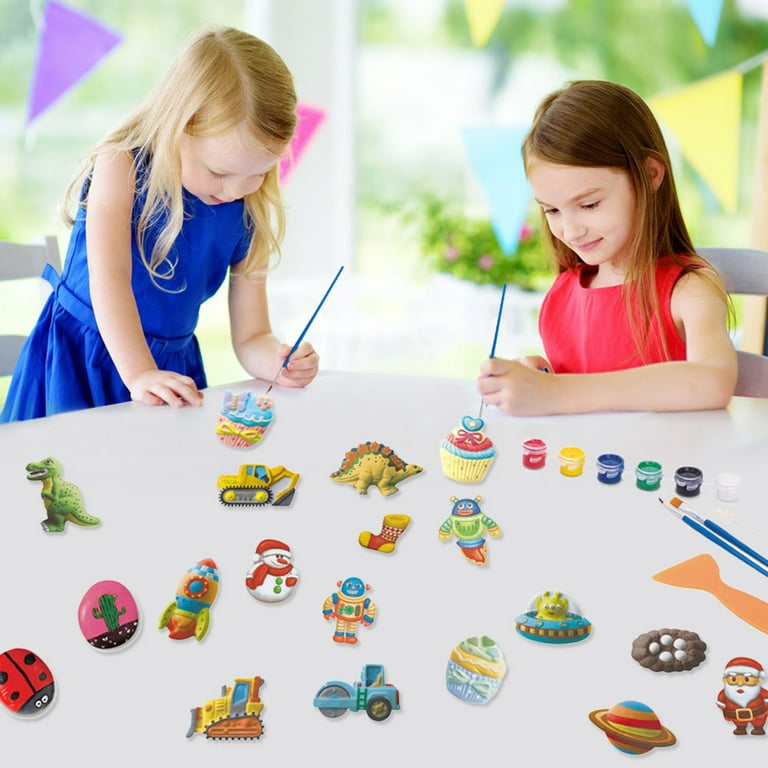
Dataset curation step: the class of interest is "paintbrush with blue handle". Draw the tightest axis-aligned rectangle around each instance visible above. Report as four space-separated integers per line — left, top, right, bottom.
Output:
265 265 344 394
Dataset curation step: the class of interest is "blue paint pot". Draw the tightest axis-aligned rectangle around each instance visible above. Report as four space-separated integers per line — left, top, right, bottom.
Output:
675 466 703 497
596 453 624 484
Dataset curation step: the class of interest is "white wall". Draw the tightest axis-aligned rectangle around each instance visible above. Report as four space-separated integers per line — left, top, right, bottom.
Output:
247 0 357 280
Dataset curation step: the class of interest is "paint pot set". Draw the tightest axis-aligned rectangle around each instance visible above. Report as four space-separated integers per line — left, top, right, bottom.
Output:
517 438 741 501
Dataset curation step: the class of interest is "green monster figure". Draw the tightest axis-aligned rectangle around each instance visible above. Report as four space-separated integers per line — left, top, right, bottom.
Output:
438 496 501 567
26 457 101 532
93 593 126 631
535 591 569 620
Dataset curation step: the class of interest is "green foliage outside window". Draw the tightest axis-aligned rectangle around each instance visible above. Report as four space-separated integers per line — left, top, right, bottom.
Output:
413 193 553 290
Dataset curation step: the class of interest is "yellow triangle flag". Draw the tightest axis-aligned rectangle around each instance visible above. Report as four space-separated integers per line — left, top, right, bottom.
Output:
464 0 505 47
651 70 742 213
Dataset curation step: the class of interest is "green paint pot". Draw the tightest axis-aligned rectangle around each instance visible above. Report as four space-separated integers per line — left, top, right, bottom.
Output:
635 460 663 491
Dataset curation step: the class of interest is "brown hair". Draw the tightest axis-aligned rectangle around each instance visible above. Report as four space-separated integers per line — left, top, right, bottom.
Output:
523 80 729 360
63 26 296 283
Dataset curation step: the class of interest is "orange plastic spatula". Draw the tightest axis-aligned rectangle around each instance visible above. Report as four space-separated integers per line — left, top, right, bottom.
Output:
653 554 768 635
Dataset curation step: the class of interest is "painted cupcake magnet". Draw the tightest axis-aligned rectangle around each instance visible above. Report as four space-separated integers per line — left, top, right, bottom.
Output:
440 416 496 482
446 635 507 704
216 390 274 447
78 580 140 650
514 590 592 644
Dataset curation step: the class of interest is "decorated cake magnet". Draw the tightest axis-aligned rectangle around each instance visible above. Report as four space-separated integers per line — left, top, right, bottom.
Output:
26 457 100 532
359 513 411 553
245 539 299 603
440 416 496 483
78 580 140 650
322 577 376 645
313 664 401 721
187 676 265 739
217 463 300 507
631 628 706 672
330 441 423 496
158 558 219 641
438 496 500 566
717 657 768 735
0 648 55 717
589 700 676 754
446 636 506 704
514 590 592 644
216 390 274 447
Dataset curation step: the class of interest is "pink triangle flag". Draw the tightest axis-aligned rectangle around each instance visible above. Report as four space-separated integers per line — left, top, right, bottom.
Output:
26 1 122 124
279 102 326 183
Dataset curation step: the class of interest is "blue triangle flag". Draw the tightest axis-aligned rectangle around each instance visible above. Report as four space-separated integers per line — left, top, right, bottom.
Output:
462 125 531 255
686 0 724 46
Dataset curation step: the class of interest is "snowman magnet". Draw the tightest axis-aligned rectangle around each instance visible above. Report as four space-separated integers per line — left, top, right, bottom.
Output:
245 539 299 603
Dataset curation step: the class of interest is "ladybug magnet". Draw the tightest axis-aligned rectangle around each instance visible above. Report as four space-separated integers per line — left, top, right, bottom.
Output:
0 648 55 716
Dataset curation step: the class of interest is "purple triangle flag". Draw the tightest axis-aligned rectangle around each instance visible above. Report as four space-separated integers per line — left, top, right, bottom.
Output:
26 1 122 124
462 125 531 255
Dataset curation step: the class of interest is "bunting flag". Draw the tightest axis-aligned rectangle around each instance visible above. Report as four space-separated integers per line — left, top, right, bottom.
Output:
651 69 742 213
279 102 326 184
462 125 531 255
464 0 505 48
26 1 122 124
685 0 724 47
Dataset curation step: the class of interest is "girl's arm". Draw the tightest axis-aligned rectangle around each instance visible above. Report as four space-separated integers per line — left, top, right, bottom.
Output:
227 264 319 387
86 150 203 407
477 271 737 415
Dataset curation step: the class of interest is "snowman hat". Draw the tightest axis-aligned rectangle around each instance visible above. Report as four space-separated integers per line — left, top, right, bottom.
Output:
255 539 291 559
724 657 765 678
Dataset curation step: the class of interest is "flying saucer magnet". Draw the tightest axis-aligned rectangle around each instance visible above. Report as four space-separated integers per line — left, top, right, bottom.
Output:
514 589 591 644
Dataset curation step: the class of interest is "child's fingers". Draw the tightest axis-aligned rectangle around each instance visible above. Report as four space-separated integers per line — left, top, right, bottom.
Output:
131 370 203 407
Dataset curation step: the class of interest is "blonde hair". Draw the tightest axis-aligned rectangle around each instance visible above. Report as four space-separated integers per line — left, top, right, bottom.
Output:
523 80 730 360
63 26 296 282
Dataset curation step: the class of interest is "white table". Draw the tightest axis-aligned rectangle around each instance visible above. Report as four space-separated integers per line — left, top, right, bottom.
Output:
2 371 768 765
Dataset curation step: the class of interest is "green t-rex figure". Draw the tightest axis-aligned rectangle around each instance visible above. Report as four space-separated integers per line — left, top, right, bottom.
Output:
26 457 101 532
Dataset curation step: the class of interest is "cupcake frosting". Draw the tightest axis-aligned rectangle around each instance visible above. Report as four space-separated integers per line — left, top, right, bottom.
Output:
441 416 496 460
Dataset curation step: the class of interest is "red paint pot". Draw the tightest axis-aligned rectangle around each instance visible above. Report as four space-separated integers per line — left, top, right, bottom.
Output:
522 439 547 469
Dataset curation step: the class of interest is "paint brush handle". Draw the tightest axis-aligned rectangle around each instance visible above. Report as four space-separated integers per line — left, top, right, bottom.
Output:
285 265 345 366
265 265 344 393
702 518 768 569
682 516 768 579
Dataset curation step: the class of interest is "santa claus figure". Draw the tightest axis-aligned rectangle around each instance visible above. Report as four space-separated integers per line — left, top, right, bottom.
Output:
245 539 299 603
716 657 768 735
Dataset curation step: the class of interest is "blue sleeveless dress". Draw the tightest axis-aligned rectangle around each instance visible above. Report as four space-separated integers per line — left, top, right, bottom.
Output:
0 165 250 422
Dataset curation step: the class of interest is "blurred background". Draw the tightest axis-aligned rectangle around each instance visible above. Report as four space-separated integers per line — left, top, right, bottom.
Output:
2 0 768 402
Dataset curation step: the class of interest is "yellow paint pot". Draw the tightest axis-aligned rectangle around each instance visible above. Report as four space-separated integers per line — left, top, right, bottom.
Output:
558 446 586 477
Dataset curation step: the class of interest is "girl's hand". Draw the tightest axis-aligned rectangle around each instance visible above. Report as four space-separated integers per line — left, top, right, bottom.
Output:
127 369 204 407
477 357 555 415
275 342 319 388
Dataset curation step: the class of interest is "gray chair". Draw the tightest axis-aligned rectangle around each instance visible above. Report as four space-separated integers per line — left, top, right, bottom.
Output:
698 247 768 397
0 236 61 376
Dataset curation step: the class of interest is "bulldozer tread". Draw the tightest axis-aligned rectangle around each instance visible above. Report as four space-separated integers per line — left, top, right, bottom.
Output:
204 714 264 740
218 486 274 507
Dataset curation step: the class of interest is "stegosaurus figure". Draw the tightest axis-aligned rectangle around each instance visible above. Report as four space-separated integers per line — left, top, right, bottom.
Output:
330 441 423 496
26 457 101 532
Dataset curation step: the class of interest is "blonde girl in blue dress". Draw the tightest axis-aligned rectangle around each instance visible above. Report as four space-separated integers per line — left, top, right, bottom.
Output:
1 26 318 422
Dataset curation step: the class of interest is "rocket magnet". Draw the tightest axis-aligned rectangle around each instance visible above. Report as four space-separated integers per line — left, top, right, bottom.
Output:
158 558 220 641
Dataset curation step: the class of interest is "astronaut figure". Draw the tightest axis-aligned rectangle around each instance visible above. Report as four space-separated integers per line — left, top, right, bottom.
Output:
322 577 376 645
